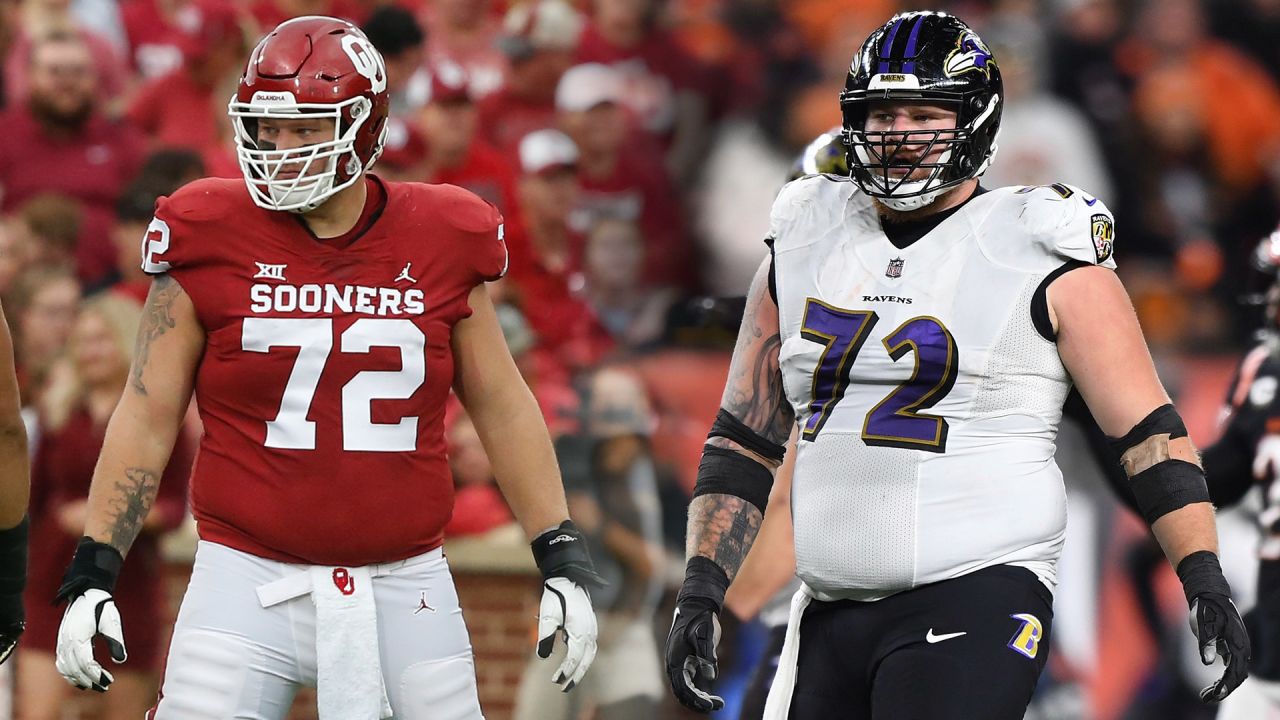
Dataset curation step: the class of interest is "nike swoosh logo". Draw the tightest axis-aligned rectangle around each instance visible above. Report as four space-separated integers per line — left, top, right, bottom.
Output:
925 629 967 643
1084 196 1099 206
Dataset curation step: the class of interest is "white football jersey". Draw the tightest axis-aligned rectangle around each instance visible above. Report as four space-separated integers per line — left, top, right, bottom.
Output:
771 176 1117 601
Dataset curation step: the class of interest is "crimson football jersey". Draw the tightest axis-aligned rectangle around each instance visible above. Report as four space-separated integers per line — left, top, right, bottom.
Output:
142 176 507 565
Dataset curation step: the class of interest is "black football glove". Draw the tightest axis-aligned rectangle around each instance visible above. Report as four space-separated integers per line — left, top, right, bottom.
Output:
1177 551 1252 702
665 556 728 713
0 516 27 665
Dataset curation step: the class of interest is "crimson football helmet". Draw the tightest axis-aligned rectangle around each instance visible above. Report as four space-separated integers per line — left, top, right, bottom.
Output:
229 16 389 212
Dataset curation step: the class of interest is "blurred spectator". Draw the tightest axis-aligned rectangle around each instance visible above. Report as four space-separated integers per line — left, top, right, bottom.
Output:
121 0 236 80
134 146 205 190
17 294 192 720
14 193 80 271
249 0 367 34
695 76 821 295
4 0 130 112
8 265 78 409
70 0 127 54
1127 0 1280 200
494 300 581 438
0 221 28 299
419 65 517 212
97 178 159 303
126 0 244 178
581 217 678 351
442 403 514 538
363 4 427 115
421 0 506 99
478 0 582 154
514 367 664 720
1121 0 1280 340
505 128 614 377
575 0 710 187
362 4 429 176
979 16 1114 198
558 62 696 290
0 32 144 284
1207 0 1280 83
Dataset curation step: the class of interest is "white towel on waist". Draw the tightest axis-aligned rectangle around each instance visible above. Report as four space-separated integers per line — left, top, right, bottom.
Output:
309 565 393 720
761 583 814 720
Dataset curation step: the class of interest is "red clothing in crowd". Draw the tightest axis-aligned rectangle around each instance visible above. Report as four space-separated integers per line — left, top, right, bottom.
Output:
476 88 558 156
574 22 705 139
250 0 369 30
120 0 191 79
575 151 697 289
379 116 428 176
420 11 507 99
0 107 145 283
24 408 194 669
503 220 614 373
127 68 239 178
427 140 518 215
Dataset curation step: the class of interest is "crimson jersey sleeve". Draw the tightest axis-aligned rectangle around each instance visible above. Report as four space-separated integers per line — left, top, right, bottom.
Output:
433 183 507 284
140 178 240 277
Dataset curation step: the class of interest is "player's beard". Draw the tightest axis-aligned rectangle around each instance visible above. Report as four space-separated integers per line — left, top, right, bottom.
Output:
28 94 92 134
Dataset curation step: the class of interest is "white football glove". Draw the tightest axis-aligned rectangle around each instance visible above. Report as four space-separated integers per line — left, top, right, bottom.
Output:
535 576 598 692
56 588 127 692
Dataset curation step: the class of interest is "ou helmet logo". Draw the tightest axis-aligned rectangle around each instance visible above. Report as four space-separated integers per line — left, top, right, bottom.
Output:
341 35 387 94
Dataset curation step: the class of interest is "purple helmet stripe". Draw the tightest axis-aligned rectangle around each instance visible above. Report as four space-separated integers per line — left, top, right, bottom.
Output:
901 16 925 73
880 18 903 59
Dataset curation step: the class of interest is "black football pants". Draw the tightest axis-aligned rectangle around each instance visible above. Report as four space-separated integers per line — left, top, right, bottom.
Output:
786 565 1053 720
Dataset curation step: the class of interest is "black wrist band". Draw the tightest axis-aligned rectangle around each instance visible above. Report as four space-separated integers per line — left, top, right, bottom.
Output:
531 519 606 588
1176 550 1232 608
0 515 27 596
678 556 730 610
53 537 124 605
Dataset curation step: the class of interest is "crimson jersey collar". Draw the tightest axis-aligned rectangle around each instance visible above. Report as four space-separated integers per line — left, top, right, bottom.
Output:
291 174 389 250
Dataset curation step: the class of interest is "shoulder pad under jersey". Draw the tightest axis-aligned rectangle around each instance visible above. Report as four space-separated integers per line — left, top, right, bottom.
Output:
140 178 248 275
766 175 857 254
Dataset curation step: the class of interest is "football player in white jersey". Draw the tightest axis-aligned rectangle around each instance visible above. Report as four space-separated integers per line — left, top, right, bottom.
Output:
664 10 1250 719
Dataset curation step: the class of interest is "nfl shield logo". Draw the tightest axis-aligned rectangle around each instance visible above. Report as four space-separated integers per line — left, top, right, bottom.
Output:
886 257 905 278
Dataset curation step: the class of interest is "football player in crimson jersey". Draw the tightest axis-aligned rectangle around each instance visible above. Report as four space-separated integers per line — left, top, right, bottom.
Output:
51 17 603 719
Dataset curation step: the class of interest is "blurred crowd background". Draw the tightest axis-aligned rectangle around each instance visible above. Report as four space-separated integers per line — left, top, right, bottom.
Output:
0 0 1277 718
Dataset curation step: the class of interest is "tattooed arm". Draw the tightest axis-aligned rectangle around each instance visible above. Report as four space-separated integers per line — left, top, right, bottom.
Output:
83 275 204 557
687 257 793 580
667 257 793 712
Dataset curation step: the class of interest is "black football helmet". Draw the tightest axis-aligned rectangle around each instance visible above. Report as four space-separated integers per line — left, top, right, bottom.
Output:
839 11 1002 210
1244 225 1280 330
788 127 850 182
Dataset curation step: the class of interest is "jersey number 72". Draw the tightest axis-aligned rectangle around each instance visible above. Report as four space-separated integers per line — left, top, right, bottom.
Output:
242 317 424 452
801 298 959 452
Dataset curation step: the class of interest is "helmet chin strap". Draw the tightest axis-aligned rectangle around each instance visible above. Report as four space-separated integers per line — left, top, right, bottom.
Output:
877 185 948 211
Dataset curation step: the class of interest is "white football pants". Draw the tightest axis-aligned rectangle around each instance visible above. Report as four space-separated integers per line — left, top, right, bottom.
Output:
148 541 484 720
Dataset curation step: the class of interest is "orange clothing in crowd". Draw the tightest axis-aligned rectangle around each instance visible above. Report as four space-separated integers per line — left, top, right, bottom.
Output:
1132 43 1280 192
